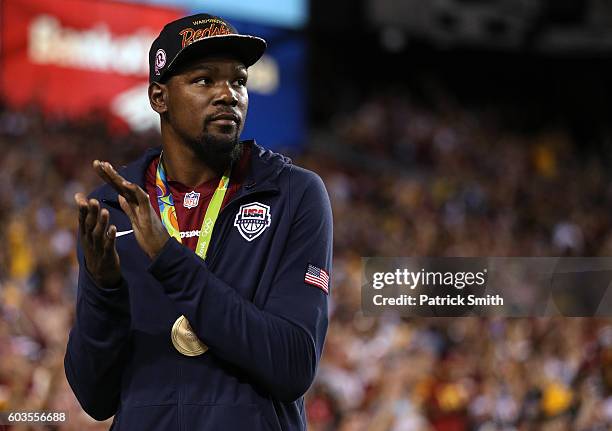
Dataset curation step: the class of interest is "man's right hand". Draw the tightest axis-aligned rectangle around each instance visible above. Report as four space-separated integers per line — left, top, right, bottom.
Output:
75 192 122 289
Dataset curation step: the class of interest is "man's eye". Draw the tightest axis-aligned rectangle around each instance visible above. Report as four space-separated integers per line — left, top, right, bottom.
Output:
195 77 211 85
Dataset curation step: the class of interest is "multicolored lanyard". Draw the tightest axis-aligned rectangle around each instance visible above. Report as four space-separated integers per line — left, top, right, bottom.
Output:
155 154 231 260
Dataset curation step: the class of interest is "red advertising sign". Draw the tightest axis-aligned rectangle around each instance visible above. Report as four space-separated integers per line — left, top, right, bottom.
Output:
0 0 182 130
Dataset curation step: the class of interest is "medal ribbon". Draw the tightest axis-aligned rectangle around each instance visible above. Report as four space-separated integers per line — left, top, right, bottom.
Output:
156 154 230 356
155 154 230 260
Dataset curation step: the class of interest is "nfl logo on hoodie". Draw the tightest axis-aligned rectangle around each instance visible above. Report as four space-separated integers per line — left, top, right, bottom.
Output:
183 191 200 209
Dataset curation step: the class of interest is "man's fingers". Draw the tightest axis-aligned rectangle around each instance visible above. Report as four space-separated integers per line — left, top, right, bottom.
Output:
118 195 135 220
94 160 128 198
75 192 88 207
123 180 149 205
95 160 140 205
84 198 100 240
92 208 110 250
95 160 148 207
94 160 125 195
103 161 149 205
75 193 89 235
104 224 117 255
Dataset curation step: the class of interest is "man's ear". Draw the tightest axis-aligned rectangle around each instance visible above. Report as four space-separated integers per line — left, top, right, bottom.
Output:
148 82 167 114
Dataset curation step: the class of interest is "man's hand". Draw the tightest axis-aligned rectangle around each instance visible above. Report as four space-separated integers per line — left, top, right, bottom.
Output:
93 160 170 260
75 192 122 289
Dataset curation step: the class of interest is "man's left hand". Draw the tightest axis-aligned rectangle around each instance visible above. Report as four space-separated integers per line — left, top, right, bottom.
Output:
93 160 170 260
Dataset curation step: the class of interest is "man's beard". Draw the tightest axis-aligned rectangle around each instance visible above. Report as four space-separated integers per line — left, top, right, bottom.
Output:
189 130 243 175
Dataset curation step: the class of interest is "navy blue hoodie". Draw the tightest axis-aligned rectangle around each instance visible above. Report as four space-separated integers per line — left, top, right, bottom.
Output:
64 142 332 430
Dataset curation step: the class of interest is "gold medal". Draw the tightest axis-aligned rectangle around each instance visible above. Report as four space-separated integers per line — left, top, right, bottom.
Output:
171 315 208 356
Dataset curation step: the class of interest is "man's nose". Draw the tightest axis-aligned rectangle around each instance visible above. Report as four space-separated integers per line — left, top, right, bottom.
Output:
213 81 238 106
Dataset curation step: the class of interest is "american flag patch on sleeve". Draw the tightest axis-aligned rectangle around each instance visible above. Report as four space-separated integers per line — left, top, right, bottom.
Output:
304 264 329 294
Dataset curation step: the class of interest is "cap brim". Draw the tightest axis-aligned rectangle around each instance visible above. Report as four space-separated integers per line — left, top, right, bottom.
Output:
165 34 267 77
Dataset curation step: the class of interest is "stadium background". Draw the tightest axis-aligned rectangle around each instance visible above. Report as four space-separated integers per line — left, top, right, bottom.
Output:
1 0 612 429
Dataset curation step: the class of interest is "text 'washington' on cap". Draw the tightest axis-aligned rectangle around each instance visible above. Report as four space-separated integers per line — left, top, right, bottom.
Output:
149 13 267 83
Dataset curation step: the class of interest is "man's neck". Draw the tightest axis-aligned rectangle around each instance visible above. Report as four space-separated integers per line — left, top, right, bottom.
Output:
161 144 218 188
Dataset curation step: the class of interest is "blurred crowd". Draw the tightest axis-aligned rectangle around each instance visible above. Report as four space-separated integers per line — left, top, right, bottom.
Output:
302 93 612 430
0 92 611 431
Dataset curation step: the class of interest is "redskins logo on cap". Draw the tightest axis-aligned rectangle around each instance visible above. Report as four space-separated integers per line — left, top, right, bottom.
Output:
179 19 233 48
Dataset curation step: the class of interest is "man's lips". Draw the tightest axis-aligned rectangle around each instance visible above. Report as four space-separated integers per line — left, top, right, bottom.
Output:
209 113 240 126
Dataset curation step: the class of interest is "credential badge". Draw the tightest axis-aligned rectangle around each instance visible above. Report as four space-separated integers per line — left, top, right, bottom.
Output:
183 191 200 209
234 202 271 241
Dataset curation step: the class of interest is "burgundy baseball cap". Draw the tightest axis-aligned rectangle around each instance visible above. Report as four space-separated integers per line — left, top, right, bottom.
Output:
149 13 267 83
